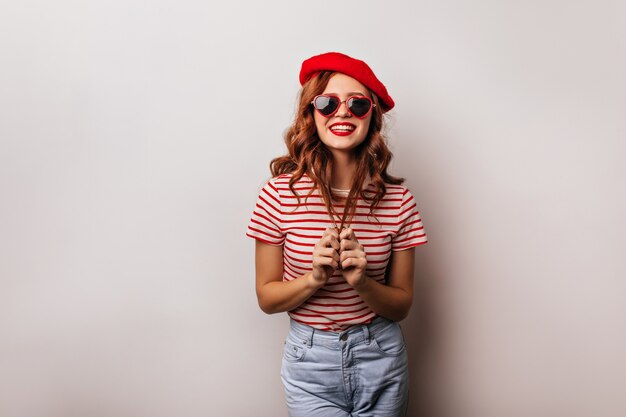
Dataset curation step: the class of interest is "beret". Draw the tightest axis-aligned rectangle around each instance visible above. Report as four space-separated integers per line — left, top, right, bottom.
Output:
299 51 395 112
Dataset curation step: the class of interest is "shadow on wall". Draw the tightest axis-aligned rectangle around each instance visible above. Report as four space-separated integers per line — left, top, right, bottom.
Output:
403 246 445 417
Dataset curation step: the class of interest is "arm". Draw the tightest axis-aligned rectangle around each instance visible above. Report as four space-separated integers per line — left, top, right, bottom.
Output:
338 227 416 322
353 248 416 322
254 229 340 314
254 241 315 314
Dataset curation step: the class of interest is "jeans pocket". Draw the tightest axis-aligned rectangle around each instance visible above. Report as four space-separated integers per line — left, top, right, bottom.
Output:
371 322 406 356
283 340 307 362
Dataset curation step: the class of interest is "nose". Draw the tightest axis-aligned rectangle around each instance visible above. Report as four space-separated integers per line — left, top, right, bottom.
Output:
336 99 351 117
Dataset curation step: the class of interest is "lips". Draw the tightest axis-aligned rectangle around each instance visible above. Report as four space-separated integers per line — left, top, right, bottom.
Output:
329 122 356 136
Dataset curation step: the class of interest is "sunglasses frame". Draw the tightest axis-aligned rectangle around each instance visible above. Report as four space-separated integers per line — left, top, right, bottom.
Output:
310 94 376 119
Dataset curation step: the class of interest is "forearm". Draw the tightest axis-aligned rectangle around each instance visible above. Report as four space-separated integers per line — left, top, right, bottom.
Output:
354 276 413 322
257 272 320 314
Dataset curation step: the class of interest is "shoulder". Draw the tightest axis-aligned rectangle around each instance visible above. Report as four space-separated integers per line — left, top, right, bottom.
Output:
370 182 409 199
258 173 296 191
385 183 409 194
377 183 418 212
272 173 316 194
384 183 419 201
271 173 294 185
272 172 313 184
253 173 315 202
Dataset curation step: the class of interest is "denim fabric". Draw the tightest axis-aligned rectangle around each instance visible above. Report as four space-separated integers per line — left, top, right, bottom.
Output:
280 316 409 417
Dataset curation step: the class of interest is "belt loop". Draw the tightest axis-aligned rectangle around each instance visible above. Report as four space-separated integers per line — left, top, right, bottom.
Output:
362 323 371 345
307 328 314 348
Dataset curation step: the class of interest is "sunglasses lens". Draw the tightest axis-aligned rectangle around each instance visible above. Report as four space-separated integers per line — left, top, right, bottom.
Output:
348 97 372 118
314 95 339 116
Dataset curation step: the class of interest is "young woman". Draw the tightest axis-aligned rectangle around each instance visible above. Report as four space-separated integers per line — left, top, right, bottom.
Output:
246 52 428 417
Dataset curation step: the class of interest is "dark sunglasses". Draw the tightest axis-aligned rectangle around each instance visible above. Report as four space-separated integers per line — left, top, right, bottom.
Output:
311 94 375 119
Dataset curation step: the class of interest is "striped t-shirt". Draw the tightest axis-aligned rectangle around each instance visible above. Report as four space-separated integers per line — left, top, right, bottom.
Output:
246 173 428 331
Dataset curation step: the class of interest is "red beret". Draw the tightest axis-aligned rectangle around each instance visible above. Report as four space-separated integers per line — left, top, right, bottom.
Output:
299 51 395 112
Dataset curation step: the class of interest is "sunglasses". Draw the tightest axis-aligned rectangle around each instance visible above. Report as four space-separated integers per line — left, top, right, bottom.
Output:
311 94 375 119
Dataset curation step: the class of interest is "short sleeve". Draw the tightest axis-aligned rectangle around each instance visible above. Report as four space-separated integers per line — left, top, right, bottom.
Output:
245 177 285 246
391 188 428 251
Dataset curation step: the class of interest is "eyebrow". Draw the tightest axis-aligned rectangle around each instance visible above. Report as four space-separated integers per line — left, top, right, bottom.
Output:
326 91 368 97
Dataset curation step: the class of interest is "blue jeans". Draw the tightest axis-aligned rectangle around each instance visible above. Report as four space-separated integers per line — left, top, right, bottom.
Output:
281 316 409 417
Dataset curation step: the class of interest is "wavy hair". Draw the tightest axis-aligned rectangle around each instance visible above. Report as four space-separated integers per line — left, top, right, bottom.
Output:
270 71 404 230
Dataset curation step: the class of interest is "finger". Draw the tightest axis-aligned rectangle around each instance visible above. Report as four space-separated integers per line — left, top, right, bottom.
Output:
339 228 357 242
316 247 340 261
341 258 354 269
320 231 340 251
320 235 340 251
313 256 333 268
339 250 364 262
341 256 366 270
328 236 341 251
320 228 334 242
314 256 338 270
340 239 358 252
341 239 364 253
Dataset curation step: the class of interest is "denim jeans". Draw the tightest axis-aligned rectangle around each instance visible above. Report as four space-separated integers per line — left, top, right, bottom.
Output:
280 316 409 417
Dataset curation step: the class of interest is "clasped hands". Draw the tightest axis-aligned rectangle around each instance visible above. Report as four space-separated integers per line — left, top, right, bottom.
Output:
311 227 368 290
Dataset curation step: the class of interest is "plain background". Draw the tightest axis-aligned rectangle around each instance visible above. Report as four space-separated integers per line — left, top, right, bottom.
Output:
1 1 625 416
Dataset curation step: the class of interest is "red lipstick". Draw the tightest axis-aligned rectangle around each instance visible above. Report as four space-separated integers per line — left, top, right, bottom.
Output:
329 122 356 137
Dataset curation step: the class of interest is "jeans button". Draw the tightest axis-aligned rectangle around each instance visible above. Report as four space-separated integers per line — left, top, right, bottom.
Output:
340 333 348 341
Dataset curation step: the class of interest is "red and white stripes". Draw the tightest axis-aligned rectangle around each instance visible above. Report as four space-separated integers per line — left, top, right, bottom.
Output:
247 173 427 331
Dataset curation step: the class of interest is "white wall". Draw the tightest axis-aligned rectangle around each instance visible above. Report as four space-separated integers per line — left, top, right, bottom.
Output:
1 1 625 416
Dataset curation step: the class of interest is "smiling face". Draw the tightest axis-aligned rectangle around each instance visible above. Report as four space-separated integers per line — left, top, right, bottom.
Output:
313 73 373 159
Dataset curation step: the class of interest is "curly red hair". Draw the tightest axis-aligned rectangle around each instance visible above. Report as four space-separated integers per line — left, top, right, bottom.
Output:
270 71 404 230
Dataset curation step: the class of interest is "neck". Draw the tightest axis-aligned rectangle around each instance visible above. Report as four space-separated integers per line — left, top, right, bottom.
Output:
330 150 356 190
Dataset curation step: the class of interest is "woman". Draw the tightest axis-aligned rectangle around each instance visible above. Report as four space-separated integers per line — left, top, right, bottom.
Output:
246 52 428 417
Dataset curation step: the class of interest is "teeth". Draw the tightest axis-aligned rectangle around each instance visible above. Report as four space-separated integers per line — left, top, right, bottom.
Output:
331 125 354 131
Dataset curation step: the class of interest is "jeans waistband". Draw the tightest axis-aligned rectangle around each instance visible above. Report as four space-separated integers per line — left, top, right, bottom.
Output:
288 316 396 349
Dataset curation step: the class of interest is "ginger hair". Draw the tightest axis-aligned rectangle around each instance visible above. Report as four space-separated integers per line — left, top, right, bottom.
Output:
270 71 404 230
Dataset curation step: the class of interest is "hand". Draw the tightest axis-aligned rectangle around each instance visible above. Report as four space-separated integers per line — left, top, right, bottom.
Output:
310 228 340 288
339 228 368 289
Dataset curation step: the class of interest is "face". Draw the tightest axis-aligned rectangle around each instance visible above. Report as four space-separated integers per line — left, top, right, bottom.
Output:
313 73 373 157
